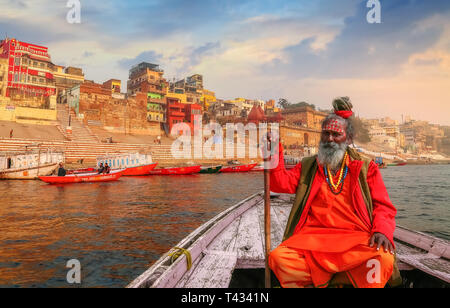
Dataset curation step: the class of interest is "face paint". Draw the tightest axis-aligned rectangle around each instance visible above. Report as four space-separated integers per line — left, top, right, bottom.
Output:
323 119 345 134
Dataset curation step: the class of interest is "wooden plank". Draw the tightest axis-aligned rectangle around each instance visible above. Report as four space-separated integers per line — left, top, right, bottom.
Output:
394 226 450 259
181 251 238 288
395 241 428 256
127 192 263 288
206 217 241 252
174 253 204 288
271 204 291 246
235 201 265 268
397 254 450 283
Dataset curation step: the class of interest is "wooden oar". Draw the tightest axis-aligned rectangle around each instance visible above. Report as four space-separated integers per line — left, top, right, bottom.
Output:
263 136 272 288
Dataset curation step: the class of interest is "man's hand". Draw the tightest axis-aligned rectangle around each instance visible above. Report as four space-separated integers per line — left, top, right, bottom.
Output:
369 232 394 254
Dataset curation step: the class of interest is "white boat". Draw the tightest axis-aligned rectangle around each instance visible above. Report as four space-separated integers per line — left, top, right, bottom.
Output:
0 150 64 180
128 192 450 288
96 152 153 170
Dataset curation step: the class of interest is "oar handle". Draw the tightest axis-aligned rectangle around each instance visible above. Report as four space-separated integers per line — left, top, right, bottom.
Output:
263 136 272 288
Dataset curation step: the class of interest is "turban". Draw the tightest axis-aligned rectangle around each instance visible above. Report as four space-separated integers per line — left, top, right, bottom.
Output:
332 97 353 119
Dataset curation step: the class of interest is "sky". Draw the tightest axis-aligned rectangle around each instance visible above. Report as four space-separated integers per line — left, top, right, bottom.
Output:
1 0 450 125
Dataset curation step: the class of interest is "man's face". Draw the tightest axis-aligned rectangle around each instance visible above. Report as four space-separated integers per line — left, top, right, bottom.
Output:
321 119 348 145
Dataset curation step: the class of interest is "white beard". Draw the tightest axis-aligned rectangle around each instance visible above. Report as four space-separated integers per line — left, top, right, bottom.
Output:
317 141 348 171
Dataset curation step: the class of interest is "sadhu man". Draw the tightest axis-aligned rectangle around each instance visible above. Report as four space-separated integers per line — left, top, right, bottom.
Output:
268 97 401 288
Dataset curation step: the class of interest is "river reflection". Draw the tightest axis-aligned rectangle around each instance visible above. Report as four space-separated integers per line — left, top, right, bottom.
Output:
0 173 263 287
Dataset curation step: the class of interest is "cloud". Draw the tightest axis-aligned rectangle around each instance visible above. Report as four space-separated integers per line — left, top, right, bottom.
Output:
117 50 164 71
261 0 450 79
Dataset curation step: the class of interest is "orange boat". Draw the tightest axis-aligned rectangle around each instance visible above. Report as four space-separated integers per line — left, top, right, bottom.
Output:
220 163 257 173
149 165 201 175
39 169 124 184
122 163 158 176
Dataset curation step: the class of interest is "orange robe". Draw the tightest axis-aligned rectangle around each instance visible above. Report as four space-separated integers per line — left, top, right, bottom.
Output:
269 159 394 288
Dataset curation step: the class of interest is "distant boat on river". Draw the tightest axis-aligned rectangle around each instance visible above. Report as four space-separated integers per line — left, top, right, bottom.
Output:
39 169 124 184
0 150 63 180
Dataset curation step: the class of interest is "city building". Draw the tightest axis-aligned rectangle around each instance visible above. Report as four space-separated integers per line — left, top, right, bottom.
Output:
0 56 8 103
167 97 186 133
53 65 85 104
102 79 121 93
0 38 56 100
281 106 327 130
201 89 216 111
127 62 168 125
172 74 203 105
166 97 202 134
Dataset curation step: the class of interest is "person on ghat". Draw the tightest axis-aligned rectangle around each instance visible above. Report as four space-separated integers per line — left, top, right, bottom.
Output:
268 97 401 288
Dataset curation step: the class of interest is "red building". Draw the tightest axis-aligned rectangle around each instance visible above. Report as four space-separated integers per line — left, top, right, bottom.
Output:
167 97 202 134
0 38 56 98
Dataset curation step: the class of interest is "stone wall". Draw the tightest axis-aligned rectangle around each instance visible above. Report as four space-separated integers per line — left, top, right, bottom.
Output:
79 91 163 136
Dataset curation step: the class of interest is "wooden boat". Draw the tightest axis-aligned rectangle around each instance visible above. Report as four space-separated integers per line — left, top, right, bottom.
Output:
149 165 201 175
67 168 96 175
220 163 257 173
39 169 124 184
199 165 222 174
122 163 158 176
128 192 450 288
97 153 155 176
0 151 63 180
250 163 264 171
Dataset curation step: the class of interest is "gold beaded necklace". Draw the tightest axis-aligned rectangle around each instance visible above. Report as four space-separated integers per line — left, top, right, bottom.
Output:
326 152 348 191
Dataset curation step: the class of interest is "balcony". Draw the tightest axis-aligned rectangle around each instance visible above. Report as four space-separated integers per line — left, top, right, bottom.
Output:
148 107 164 113
168 110 185 117
148 97 165 104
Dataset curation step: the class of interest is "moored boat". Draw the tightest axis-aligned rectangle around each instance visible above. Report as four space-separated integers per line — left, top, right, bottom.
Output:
66 168 96 175
39 169 124 184
97 153 155 176
0 150 64 180
122 163 158 176
199 165 222 174
128 192 450 288
220 163 257 173
149 165 201 175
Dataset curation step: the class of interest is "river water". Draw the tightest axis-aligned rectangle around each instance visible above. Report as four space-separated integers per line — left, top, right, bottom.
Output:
0 165 448 287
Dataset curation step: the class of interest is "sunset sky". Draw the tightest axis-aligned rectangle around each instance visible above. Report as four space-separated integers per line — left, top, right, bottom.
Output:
1 0 449 125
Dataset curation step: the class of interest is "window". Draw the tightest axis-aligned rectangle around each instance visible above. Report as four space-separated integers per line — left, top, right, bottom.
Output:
14 73 19 82
14 57 20 66
33 61 38 66
32 77 37 83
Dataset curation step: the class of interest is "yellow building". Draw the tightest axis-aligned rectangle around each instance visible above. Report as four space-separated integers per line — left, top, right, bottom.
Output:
0 57 8 103
201 89 216 110
166 91 187 104
103 79 121 93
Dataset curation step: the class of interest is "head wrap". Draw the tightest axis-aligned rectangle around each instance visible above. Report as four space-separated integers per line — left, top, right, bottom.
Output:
332 97 353 119
323 119 345 134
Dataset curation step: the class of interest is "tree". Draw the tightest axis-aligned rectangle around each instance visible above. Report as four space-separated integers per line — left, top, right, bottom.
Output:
353 117 371 144
277 98 291 110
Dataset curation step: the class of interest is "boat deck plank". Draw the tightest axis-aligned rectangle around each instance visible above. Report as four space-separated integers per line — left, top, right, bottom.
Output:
181 251 238 288
206 216 241 252
234 201 266 268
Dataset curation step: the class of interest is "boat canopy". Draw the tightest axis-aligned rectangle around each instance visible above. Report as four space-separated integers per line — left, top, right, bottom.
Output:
96 153 153 169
